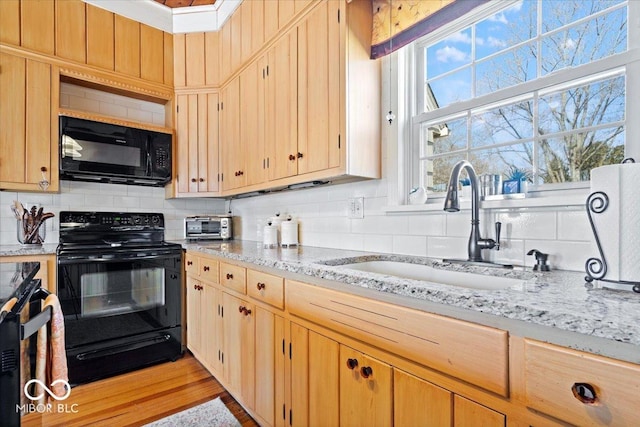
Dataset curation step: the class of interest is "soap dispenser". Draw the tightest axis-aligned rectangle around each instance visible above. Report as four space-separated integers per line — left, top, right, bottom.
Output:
527 249 550 271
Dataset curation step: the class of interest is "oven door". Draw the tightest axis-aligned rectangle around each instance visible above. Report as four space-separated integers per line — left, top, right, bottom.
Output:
57 247 183 384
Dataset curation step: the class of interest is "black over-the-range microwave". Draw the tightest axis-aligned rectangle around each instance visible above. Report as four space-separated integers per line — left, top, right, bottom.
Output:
59 116 172 187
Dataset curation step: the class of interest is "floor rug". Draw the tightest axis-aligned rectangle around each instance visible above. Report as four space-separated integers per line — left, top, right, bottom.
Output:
143 398 241 427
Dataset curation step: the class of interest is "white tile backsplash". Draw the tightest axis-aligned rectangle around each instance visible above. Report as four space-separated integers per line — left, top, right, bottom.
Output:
0 182 226 246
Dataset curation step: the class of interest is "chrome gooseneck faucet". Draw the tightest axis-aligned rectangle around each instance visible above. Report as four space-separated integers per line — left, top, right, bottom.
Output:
443 160 507 266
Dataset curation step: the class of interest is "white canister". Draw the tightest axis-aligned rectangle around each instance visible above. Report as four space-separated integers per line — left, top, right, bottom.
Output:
263 224 278 248
281 219 299 247
270 212 283 244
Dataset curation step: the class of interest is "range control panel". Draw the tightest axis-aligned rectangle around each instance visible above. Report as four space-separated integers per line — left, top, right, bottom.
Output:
59 211 164 230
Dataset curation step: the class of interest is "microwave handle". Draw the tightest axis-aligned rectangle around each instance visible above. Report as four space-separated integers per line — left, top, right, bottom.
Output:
145 135 152 176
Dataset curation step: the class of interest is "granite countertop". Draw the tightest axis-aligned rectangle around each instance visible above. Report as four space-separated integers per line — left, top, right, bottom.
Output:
177 240 640 364
0 244 58 257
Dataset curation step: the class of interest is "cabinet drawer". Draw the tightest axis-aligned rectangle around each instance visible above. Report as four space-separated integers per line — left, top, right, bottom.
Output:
220 262 246 294
287 280 509 396
185 253 199 276
524 339 640 426
247 269 284 309
199 258 219 283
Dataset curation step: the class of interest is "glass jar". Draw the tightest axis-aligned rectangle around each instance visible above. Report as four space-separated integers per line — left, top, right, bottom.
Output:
17 219 46 245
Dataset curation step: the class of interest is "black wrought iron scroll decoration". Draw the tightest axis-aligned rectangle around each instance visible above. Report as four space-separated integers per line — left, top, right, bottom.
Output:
584 158 640 293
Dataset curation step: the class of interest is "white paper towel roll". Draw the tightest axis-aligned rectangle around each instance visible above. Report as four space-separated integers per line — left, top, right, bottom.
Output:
589 163 640 282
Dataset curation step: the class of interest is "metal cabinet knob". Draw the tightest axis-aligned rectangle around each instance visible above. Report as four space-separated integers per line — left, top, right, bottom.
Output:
226 273 233 280
187 261 193 266
257 282 266 290
346 358 358 370
203 266 210 272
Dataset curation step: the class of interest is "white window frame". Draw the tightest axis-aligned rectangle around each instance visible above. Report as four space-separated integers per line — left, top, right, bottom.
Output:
386 0 640 212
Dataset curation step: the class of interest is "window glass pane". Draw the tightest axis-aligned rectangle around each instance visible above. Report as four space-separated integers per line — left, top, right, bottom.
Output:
420 117 468 156
541 0 625 33
539 75 625 134
541 8 627 76
471 143 534 179
476 43 537 97
423 154 466 192
471 100 533 147
475 0 537 60
427 68 472 109
538 128 625 183
426 28 472 79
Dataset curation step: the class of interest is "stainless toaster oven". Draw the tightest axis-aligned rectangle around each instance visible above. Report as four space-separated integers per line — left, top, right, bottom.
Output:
184 215 233 240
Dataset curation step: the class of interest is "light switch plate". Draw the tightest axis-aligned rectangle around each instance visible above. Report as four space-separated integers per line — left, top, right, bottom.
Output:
348 197 364 219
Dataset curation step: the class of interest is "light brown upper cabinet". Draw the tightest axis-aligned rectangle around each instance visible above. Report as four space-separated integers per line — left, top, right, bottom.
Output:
55 0 86 63
141 24 165 84
265 31 298 181
219 21 232 84
205 32 219 86
86 4 115 71
115 15 141 78
230 7 242 76
263 0 279 43
220 77 243 191
175 92 220 195
0 0 21 45
296 0 340 175
240 60 267 187
21 0 54 55
186 32 206 87
164 32 174 86
0 53 58 192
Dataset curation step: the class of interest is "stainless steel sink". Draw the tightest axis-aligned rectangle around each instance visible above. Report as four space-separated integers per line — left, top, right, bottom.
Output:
338 260 522 290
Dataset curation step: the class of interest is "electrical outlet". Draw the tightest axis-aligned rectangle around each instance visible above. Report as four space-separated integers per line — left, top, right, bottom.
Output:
348 197 364 219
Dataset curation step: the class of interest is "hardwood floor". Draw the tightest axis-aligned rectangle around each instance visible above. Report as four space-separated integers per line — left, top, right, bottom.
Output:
21 353 259 427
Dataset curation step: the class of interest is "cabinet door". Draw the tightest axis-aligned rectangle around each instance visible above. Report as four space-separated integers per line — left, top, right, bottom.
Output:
186 277 203 356
0 0 20 45
21 0 54 55
255 307 279 426
55 0 86 63
394 369 453 427
86 4 114 70
289 322 308 427
141 24 165 83
340 345 392 427
0 54 54 191
115 15 140 77
223 293 255 410
202 284 222 375
264 0 279 43
204 93 220 192
453 395 505 427
240 61 267 186
186 32 206 87
297 1 340 175
308 331 339 427
266 30 298 181
220 77 243 190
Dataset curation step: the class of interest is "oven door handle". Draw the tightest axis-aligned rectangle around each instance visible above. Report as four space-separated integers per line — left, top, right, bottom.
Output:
57 253 179 265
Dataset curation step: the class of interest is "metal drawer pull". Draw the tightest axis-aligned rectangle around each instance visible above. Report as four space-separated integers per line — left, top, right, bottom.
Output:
226 273 233 280
187 261 193 266
257 282 266 290
238 306 251 316
203 266 210 272
346 358 358 370
360 366 373 378
571 382 598 404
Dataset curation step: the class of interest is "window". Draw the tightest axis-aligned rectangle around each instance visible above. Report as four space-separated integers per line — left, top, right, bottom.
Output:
409 0 636 195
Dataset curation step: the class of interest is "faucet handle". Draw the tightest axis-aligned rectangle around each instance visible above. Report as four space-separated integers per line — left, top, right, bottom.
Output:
495 222 502 250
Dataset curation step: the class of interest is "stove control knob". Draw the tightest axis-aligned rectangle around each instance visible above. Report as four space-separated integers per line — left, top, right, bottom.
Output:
133 216 142 225
151 215 161 225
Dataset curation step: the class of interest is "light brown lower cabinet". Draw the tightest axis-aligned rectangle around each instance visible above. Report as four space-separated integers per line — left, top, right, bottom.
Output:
185 252 637 427
340 345 392 427
223 292 255 411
